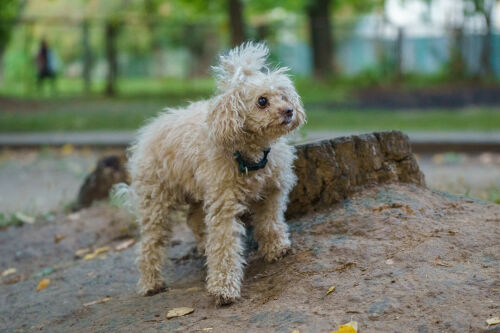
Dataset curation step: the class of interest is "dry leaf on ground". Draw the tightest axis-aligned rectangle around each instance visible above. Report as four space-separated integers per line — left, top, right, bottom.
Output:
67 212 80 221
486 317 500 326
331 320 358 333
434 261 453 267
83 297 111 307
2 268 16 277
83 247 110 261
326 286 336 295
94 247 110 255
54 234 65 243
36 278 50 291
115 239 135 251
166 307 194 319
75 248 90 256
4 274 24 285
60 144 74 155
83 253 98 261
15 212 35 224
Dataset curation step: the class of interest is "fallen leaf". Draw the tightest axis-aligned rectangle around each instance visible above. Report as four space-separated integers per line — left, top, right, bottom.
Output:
2 268 16 277
115 238 135 251
83 253 98 261
67 212 80 221
434 260 453 267
291 330 299 333
331 320 358 333
36 278 50 291
335 262 356 272
4 274 24 285
61 144 74 155
15 212 35 224
326 286 335 295
83 297 111 307
487 317 500 326
166 307 194 319
54 234 65 243
94 247 110 255
83 247 110 261
33 267 54 278
75 248 91 256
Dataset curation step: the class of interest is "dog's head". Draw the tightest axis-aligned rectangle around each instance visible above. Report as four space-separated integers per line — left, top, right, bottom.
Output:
207 42 305 148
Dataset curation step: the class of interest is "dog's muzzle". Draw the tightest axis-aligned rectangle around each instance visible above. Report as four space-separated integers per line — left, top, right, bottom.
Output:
281 108 294 125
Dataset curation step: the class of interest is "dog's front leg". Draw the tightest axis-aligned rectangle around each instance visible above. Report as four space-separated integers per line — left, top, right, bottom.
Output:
204 192 246 306
252 188 291 262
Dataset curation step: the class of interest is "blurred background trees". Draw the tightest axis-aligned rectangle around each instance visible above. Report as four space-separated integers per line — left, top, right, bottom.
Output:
0 0 498 96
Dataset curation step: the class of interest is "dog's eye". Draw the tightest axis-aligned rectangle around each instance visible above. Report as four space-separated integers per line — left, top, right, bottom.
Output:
257 97 268 108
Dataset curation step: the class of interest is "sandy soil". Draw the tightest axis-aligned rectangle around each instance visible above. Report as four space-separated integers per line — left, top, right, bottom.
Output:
0 184 498 332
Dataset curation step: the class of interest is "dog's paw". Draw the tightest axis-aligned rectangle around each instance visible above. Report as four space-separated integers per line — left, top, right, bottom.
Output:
138 280 167 296
208 284 240 307
215 295 236 307
262 242 291 262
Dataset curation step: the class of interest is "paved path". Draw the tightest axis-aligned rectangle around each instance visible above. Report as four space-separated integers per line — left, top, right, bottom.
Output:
1 130 500 152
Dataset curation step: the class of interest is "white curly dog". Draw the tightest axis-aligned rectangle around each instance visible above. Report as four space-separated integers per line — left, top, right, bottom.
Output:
124 42 305 305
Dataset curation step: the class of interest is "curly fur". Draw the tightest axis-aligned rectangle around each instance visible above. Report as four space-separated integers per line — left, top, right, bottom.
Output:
124 42 306 305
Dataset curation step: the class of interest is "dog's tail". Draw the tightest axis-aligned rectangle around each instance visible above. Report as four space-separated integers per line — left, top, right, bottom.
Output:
110 183 138 216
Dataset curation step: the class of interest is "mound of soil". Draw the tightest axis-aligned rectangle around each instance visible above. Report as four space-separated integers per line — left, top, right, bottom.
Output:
1 184 498 332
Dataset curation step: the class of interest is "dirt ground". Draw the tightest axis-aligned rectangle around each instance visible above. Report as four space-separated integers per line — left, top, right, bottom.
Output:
0 184 499 332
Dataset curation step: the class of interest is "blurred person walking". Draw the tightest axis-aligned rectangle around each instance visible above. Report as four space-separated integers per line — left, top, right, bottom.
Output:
36 39 57 94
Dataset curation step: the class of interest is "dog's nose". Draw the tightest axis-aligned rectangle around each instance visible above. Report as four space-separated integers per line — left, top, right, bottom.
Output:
283 107 293 117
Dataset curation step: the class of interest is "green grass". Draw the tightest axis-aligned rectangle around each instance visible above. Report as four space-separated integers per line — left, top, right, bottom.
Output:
304 108 500 131
1 77 500 133
0 76 348 103
0 103 499 133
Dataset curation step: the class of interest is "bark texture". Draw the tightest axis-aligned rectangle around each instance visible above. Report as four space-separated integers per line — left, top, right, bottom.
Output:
75 131 425 216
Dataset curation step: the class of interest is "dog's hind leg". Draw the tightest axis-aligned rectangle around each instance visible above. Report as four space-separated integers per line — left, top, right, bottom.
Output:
137 196 172 296
186 202 206 255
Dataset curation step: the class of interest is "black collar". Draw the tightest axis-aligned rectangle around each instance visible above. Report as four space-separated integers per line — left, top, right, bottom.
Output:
234 148 271 174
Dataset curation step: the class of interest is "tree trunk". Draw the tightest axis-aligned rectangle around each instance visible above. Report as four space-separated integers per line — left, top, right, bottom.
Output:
82 20 91 94
480 13 493 77
0 52 4 82
228 0 245 47
105 21 119 96
450 27 466 78
307 0 334 78
395 27 404 80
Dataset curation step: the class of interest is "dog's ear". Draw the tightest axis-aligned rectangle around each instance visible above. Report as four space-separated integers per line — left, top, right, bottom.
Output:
212 42 269 91
207 88 245 147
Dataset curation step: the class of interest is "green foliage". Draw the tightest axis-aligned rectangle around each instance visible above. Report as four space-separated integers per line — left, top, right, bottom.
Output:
0 0 22 53
3 39 37 88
